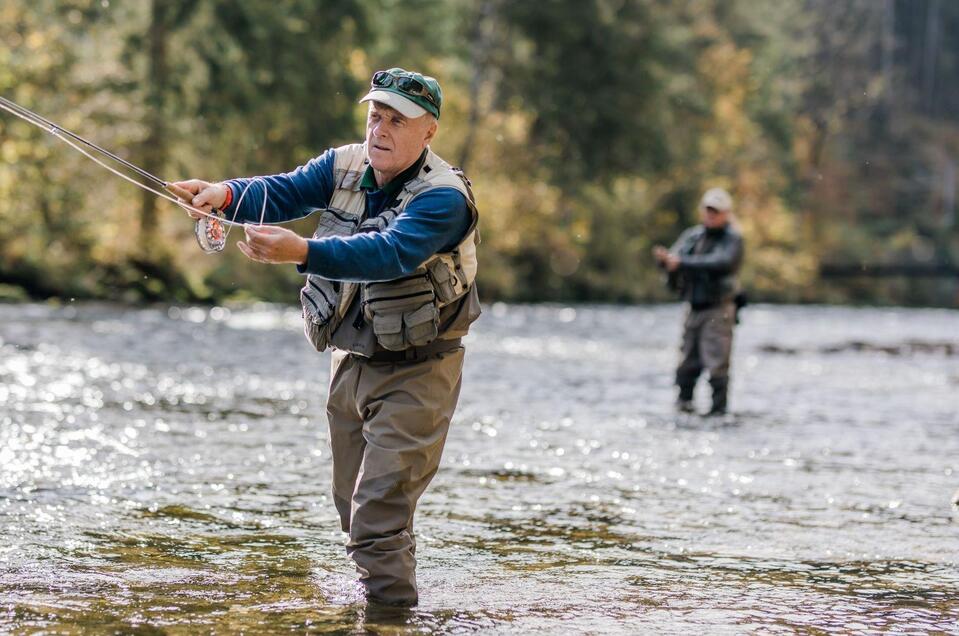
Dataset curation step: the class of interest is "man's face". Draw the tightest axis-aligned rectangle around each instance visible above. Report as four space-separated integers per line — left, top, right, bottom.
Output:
701 205 730 229
365 102 437 180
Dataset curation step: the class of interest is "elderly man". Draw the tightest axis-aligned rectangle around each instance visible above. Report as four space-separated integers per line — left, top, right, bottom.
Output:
174 68 480 606
654 188 743 416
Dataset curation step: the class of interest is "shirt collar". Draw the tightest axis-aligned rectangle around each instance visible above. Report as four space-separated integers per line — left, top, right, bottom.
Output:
361 149 428 199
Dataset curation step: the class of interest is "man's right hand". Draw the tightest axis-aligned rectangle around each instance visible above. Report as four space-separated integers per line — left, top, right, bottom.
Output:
170 180 229 219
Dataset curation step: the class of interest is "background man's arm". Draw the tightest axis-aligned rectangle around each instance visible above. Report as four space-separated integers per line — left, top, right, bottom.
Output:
668 228 697 254
678 233 743 273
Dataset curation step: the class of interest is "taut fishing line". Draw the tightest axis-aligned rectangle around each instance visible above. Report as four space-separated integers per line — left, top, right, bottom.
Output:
0 95 273 253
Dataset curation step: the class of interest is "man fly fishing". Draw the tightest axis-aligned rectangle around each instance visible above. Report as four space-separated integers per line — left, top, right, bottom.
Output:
654 188 744 416
174 68 480 607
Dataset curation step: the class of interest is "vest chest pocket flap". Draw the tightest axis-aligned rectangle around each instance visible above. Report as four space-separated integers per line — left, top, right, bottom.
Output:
426 254 468 303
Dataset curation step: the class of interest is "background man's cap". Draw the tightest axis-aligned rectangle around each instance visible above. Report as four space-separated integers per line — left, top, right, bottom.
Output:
359 68 442 119
700 187 733 212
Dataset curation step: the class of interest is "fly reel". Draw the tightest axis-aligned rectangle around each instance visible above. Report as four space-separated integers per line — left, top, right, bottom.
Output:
195 210 227 253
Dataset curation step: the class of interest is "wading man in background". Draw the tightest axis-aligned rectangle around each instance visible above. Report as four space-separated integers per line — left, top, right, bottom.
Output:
654 188 743 416
174 68 480 606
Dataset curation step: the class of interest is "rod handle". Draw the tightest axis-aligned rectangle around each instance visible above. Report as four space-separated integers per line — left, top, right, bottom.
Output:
164 183 195 203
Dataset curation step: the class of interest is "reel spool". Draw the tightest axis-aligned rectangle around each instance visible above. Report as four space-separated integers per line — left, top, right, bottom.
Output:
195 211 227 253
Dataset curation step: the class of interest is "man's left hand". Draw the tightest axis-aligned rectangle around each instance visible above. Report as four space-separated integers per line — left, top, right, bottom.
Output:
238 225 309 265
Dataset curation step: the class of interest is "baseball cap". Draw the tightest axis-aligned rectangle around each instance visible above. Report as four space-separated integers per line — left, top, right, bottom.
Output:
359 68 442 119
700 187 733 212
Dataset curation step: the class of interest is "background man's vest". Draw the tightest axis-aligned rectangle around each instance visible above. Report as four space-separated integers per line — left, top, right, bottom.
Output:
299 143 481 357
669 225 742 308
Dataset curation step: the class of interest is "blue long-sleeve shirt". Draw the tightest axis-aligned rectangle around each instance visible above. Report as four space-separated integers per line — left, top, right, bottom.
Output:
222 148 472 282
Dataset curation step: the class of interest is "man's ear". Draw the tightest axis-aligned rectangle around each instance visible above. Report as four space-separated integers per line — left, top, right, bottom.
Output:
423 118 438 145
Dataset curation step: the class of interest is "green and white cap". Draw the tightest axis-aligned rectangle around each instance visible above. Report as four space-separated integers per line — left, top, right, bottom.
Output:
359 68 443 119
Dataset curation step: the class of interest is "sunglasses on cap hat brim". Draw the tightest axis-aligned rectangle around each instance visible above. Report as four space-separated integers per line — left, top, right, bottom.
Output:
371 70 439 108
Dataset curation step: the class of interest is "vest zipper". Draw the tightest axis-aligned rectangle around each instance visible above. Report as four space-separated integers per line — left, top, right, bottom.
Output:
327 209 359 224
308 278 333 306
302 291 320 312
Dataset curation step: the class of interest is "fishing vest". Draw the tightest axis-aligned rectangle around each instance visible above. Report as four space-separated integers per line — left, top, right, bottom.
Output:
299 143 480 356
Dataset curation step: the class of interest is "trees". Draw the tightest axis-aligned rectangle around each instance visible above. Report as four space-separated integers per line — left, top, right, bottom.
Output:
2 0 370 301
1 0 956 305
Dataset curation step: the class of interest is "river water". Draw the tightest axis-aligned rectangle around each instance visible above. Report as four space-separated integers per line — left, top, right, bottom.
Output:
0 302 956 634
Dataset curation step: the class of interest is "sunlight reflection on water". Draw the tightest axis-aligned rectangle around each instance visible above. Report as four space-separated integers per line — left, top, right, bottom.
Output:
0 302 957 633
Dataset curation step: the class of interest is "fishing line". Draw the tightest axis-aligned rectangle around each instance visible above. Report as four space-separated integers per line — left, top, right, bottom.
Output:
0 94 169 187
0 95 280 252
0 96 240 226
233 178 270 227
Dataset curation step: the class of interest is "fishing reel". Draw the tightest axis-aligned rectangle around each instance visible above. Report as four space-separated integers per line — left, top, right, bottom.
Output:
165 183 227 253
165 180 267 254
194 210 227 253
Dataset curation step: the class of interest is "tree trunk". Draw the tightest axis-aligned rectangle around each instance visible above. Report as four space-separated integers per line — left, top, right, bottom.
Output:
922 0 941 113
139 0 169 253
942 154 955 229
880 0 895 111
458 0 496 172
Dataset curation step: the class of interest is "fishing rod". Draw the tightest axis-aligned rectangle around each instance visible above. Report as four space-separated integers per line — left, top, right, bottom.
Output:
0 95 171 188
0 94 253 253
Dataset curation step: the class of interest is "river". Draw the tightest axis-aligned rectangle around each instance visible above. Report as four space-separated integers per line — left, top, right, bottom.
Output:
1 302 957 634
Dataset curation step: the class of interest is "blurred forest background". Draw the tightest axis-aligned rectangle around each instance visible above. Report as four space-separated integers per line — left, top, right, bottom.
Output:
1 0 958 306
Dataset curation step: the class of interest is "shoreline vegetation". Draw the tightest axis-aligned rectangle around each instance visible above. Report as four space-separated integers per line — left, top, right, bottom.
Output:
2 1 958 307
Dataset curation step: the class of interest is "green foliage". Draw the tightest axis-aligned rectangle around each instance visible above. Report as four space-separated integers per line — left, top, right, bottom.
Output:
1 0 958 305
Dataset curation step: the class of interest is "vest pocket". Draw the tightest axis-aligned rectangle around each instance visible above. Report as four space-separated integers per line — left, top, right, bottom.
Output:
363 274 441 350
371 313 406 351
369 303 439 351
426 255 466 304
300 276 338 352
403 303 439 346
316 209 358 235
301 297 332 352
302 310 332 352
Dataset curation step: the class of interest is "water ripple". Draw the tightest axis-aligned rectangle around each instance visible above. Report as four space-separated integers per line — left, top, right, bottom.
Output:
0 302 957 633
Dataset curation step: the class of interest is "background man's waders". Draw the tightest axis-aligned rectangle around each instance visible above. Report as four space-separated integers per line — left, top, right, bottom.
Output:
326 346 464 604
658 188 743 415
677 300 735 413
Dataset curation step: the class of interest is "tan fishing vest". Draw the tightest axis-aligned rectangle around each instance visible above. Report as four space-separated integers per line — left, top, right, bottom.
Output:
299 143 480 355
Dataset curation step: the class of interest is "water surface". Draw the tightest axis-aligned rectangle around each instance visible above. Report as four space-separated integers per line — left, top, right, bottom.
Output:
1 302 957 633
